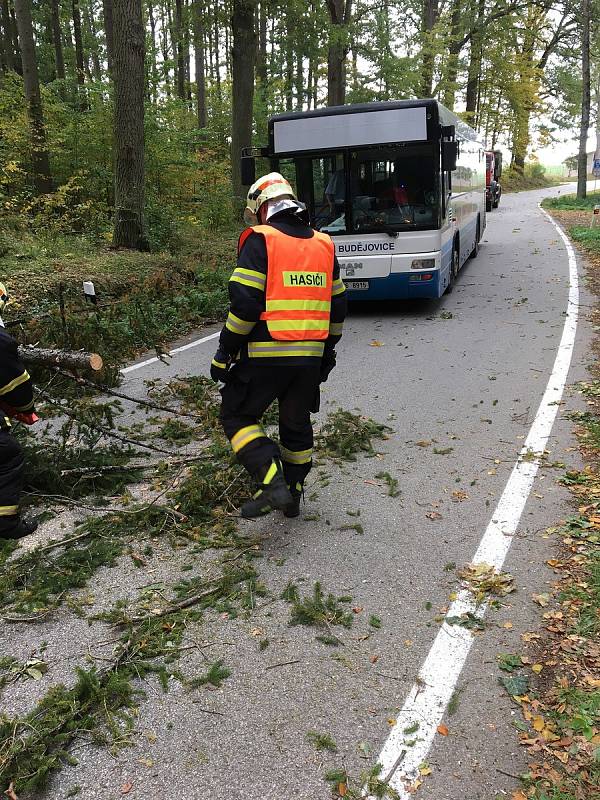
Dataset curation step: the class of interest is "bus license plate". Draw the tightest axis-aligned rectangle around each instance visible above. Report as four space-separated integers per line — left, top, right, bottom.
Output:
345 280 369 290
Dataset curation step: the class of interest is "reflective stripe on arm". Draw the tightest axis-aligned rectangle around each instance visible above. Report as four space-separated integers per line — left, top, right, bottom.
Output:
329 321 344 336
331 278 346 297
230 268 266 290
225 312 256 335
0 370 30 396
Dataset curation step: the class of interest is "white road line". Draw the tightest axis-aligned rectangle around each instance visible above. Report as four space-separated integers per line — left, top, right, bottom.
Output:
120 330 220 375
371 206 580 798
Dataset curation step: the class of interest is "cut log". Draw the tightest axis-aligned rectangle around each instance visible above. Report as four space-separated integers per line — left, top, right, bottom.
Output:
18 346 103 372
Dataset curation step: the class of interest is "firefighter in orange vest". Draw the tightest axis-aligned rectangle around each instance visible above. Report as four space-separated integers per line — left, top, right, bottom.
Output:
210 173 347 518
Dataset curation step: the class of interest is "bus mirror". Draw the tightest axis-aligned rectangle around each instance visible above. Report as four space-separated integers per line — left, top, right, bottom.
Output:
442 141 458 172
241 156 256 186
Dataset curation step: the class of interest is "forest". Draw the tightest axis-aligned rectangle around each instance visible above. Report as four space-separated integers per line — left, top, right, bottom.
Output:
0 0 598 256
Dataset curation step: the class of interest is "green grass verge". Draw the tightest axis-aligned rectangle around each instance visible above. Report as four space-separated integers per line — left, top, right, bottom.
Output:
542 189 600 211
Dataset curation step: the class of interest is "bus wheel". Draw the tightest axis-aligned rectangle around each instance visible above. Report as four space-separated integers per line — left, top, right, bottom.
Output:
469 220 480 259
446 245 459 293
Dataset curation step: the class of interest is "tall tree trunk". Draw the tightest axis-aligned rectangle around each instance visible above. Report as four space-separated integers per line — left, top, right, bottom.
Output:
102 0 114 73
193 0 206 127
294 34 303 110
230 0 255 200
112 0 147 250
577 0 590 199
50 0 65 81
148 1 160 101
72 0 85 85
13 0 52 193
213 0 220 95
159 1 171 95
441 0 462 108
10 5 21 71
184 0 191 100
256 0 266 83
174 0 185 98
83 1 102 81
326 0 351 106
419 0 438 97
464 0 484 124
1 0 14 70
284 6 293 110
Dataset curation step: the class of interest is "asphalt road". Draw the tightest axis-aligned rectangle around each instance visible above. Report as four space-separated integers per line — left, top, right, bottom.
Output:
7 183 595 800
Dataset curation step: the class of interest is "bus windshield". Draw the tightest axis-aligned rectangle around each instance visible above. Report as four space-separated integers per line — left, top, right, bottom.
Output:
280 144 439 236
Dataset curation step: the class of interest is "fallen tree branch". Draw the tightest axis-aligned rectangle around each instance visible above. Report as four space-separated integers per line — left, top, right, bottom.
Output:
19 346 103 372
54 369 205 420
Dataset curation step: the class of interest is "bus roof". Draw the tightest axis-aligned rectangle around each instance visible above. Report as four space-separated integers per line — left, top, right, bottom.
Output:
268 99 481 156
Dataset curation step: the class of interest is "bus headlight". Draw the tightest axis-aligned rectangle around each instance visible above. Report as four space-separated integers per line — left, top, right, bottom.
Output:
411 258 435 270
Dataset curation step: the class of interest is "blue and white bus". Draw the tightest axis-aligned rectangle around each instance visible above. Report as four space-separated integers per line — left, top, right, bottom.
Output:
242 99 486 300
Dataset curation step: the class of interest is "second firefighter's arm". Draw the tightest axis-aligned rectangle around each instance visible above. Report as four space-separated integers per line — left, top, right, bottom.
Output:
217 233 267 358
0 332 36 416
326 256 347 354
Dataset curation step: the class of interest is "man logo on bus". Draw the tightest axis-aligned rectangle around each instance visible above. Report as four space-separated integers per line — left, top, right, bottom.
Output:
283 271 326 287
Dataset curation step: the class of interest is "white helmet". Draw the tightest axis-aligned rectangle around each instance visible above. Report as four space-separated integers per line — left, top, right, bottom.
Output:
244 172 297 225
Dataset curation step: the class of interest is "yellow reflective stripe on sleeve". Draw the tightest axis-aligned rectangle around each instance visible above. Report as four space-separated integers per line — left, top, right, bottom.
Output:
332 278 346 296
230 268 266 290
211 359 227 369
230 424 265 454
225 312 255 335
0 505 18 517
0 370 30 396
329 322 344 336
265 299 330 312
267 319 329 332
280 446 313 465
247 341 325 358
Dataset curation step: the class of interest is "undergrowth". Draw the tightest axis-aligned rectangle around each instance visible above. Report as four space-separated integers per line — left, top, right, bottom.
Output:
316 409 391 461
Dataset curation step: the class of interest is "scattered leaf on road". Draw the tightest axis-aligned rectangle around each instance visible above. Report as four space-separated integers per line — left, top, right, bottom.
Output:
437 723 449 736
532 592 551 607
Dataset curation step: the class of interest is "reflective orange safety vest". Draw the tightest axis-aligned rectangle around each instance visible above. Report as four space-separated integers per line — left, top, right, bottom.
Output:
238 224 335 341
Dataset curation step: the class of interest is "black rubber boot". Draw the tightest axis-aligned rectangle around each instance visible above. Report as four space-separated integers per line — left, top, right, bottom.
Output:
0 517 38 540
283 481 303 518
241 460 293 519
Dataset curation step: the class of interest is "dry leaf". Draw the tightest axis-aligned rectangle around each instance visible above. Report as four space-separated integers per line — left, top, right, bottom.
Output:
531 664 543 674
415 440 432 447
532 715 545 731
369 340 384 347
437 723 449 736
338 782 348 797
503 621 513 629
532 593 551 607
512 792 528 800
4 783 18 800
138 756 154 768
425 511 443 520
370 655 379 663
451 490 469 502
121 782 133 795
387 718 396 725
352 606 363 614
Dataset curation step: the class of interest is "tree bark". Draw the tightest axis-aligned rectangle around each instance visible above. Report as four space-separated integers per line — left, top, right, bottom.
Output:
441 0 463 109
102 0 114 74
83 1 102 82
464 0 484 124
49 0 65 80
18 346 103 371
175 0 185 98
326 0 351 107
10 4 22 71
419 0 439 98
147 1 160 101
13 0 53 193
193 0 206 127
72 0 85 85
577 0 590 200
112 0 148 250
0 0 14 70
230 0 256 200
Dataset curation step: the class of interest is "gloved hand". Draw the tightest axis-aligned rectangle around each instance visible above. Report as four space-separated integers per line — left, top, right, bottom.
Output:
210 347 232 383
320 350 336 383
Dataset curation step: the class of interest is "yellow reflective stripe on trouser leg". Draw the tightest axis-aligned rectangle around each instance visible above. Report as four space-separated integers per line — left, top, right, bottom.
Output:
230 424 265 454
280 446 312 465
225 312 255 335
263 461 279 484
0 505 18 517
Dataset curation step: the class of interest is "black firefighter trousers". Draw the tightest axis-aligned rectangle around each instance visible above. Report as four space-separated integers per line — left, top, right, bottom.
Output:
219 363 320 488
0 428 25 534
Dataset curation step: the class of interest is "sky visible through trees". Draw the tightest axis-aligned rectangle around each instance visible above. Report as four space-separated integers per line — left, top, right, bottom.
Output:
0 0 598 248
